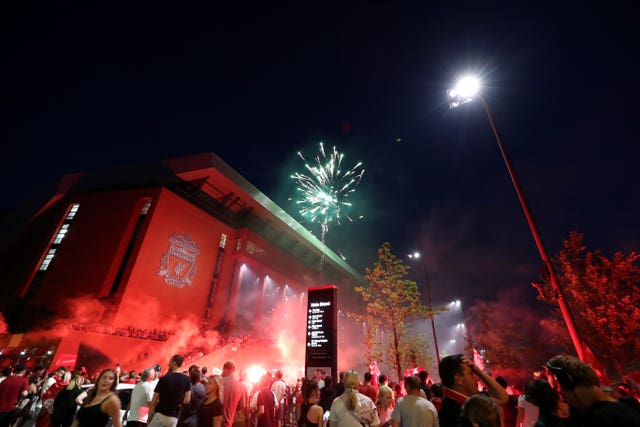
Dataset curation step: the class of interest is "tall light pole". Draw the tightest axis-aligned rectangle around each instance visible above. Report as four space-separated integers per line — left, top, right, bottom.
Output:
448 76 585 361
408 247 440 365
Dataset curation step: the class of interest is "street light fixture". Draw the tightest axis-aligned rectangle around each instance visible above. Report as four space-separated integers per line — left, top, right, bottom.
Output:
408 245 440 365
448 75 586 361
447 75 480 108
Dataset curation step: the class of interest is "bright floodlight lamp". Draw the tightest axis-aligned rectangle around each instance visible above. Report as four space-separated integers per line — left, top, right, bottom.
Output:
448 75 480 108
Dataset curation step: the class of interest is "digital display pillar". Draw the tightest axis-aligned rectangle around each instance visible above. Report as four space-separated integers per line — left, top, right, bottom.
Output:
305 285 337 383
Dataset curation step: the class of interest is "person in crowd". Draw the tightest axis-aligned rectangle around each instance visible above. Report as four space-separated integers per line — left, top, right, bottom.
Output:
390 375 438 427
148 354 192 427
221 361 247 427
417 371 432 400
524 379 570 427
11 366 44 426
0 363 29 427
358 372 378 403
0 368 10 385
334 372 346 397
546 354 640 426
72 368 122 427
256 375 277 427
294 380 305 417
232 369 250 427
128 367 158 427
29 365 47 393
271 371 287 427
378 375 389 389
178 366 207 427
297 380 323 427
51 368 87 427
461 394 502 427
319 376 337 413
42 367 68 397
198 375 223 427
376 385 395 427
517 381 540 427
329 370 380 427
392 383 404 400
315 371 326 390
429 384 444 412
36 366 69 427
437 354 508 427
125 370 139 384
495 376 517 427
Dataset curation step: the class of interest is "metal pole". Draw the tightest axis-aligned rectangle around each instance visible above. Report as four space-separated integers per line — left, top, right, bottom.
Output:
479 96 585 361
419 242 441 365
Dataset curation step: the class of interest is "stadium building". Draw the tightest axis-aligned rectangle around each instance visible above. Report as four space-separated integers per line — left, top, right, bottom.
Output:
0 153 362 372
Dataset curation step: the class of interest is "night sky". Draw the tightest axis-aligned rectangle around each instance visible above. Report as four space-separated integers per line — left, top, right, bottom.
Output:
3 2 639 308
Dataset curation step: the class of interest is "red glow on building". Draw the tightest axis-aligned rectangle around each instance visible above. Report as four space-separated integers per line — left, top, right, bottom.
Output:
0 153 362 375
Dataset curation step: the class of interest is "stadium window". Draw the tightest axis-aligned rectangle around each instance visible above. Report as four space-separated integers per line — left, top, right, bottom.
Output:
39 249 57 271
52 224 69 244
37 203 80 270
25 203 80 297
141 199 151 215
66 203 80 220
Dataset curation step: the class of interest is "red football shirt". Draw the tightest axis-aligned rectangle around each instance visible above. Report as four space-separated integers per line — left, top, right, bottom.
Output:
0 375 29 412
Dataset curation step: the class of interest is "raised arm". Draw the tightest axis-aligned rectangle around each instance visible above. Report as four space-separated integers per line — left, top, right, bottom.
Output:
462 357 508 405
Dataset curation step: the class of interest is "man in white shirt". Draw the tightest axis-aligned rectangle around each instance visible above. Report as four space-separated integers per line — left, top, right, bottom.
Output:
127 367 157 426
271 371 286 427
391 376 439 427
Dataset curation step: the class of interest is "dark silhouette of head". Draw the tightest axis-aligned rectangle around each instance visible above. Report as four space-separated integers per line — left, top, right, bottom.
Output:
438 354 464 388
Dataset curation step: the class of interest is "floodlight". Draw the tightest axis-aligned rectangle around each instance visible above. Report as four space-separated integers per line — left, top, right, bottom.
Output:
456 76 480 97
448 75 481 108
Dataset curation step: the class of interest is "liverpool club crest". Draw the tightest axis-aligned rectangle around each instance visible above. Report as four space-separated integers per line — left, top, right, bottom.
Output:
158 234 200 288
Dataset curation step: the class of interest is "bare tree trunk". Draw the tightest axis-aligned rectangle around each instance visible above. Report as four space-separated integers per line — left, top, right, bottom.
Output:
392 324 402 383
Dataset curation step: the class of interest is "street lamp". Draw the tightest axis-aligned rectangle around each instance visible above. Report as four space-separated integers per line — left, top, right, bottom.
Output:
448 75 586 361
408 245 441 365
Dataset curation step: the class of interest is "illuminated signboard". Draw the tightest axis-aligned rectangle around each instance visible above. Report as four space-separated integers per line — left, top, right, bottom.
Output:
305 285 337 382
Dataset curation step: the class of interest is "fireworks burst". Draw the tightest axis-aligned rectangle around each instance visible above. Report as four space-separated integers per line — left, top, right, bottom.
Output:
291 142 364 243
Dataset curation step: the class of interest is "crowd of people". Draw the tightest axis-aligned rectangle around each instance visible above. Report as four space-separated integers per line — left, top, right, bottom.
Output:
0 352 638 427
68 324 171 342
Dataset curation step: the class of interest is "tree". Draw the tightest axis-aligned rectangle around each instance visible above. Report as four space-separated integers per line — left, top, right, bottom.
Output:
351 242 434 382
538 232 640 377
466 287 567 384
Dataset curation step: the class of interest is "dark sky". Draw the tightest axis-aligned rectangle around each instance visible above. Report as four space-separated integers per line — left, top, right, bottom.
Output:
3 2 639 307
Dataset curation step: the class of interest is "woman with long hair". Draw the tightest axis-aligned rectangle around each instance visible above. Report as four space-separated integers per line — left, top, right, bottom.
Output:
296 380 323 427
71 369 122 427
375 386 394 427
51 368 87 427
329 371 380 427
197 375 224 427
